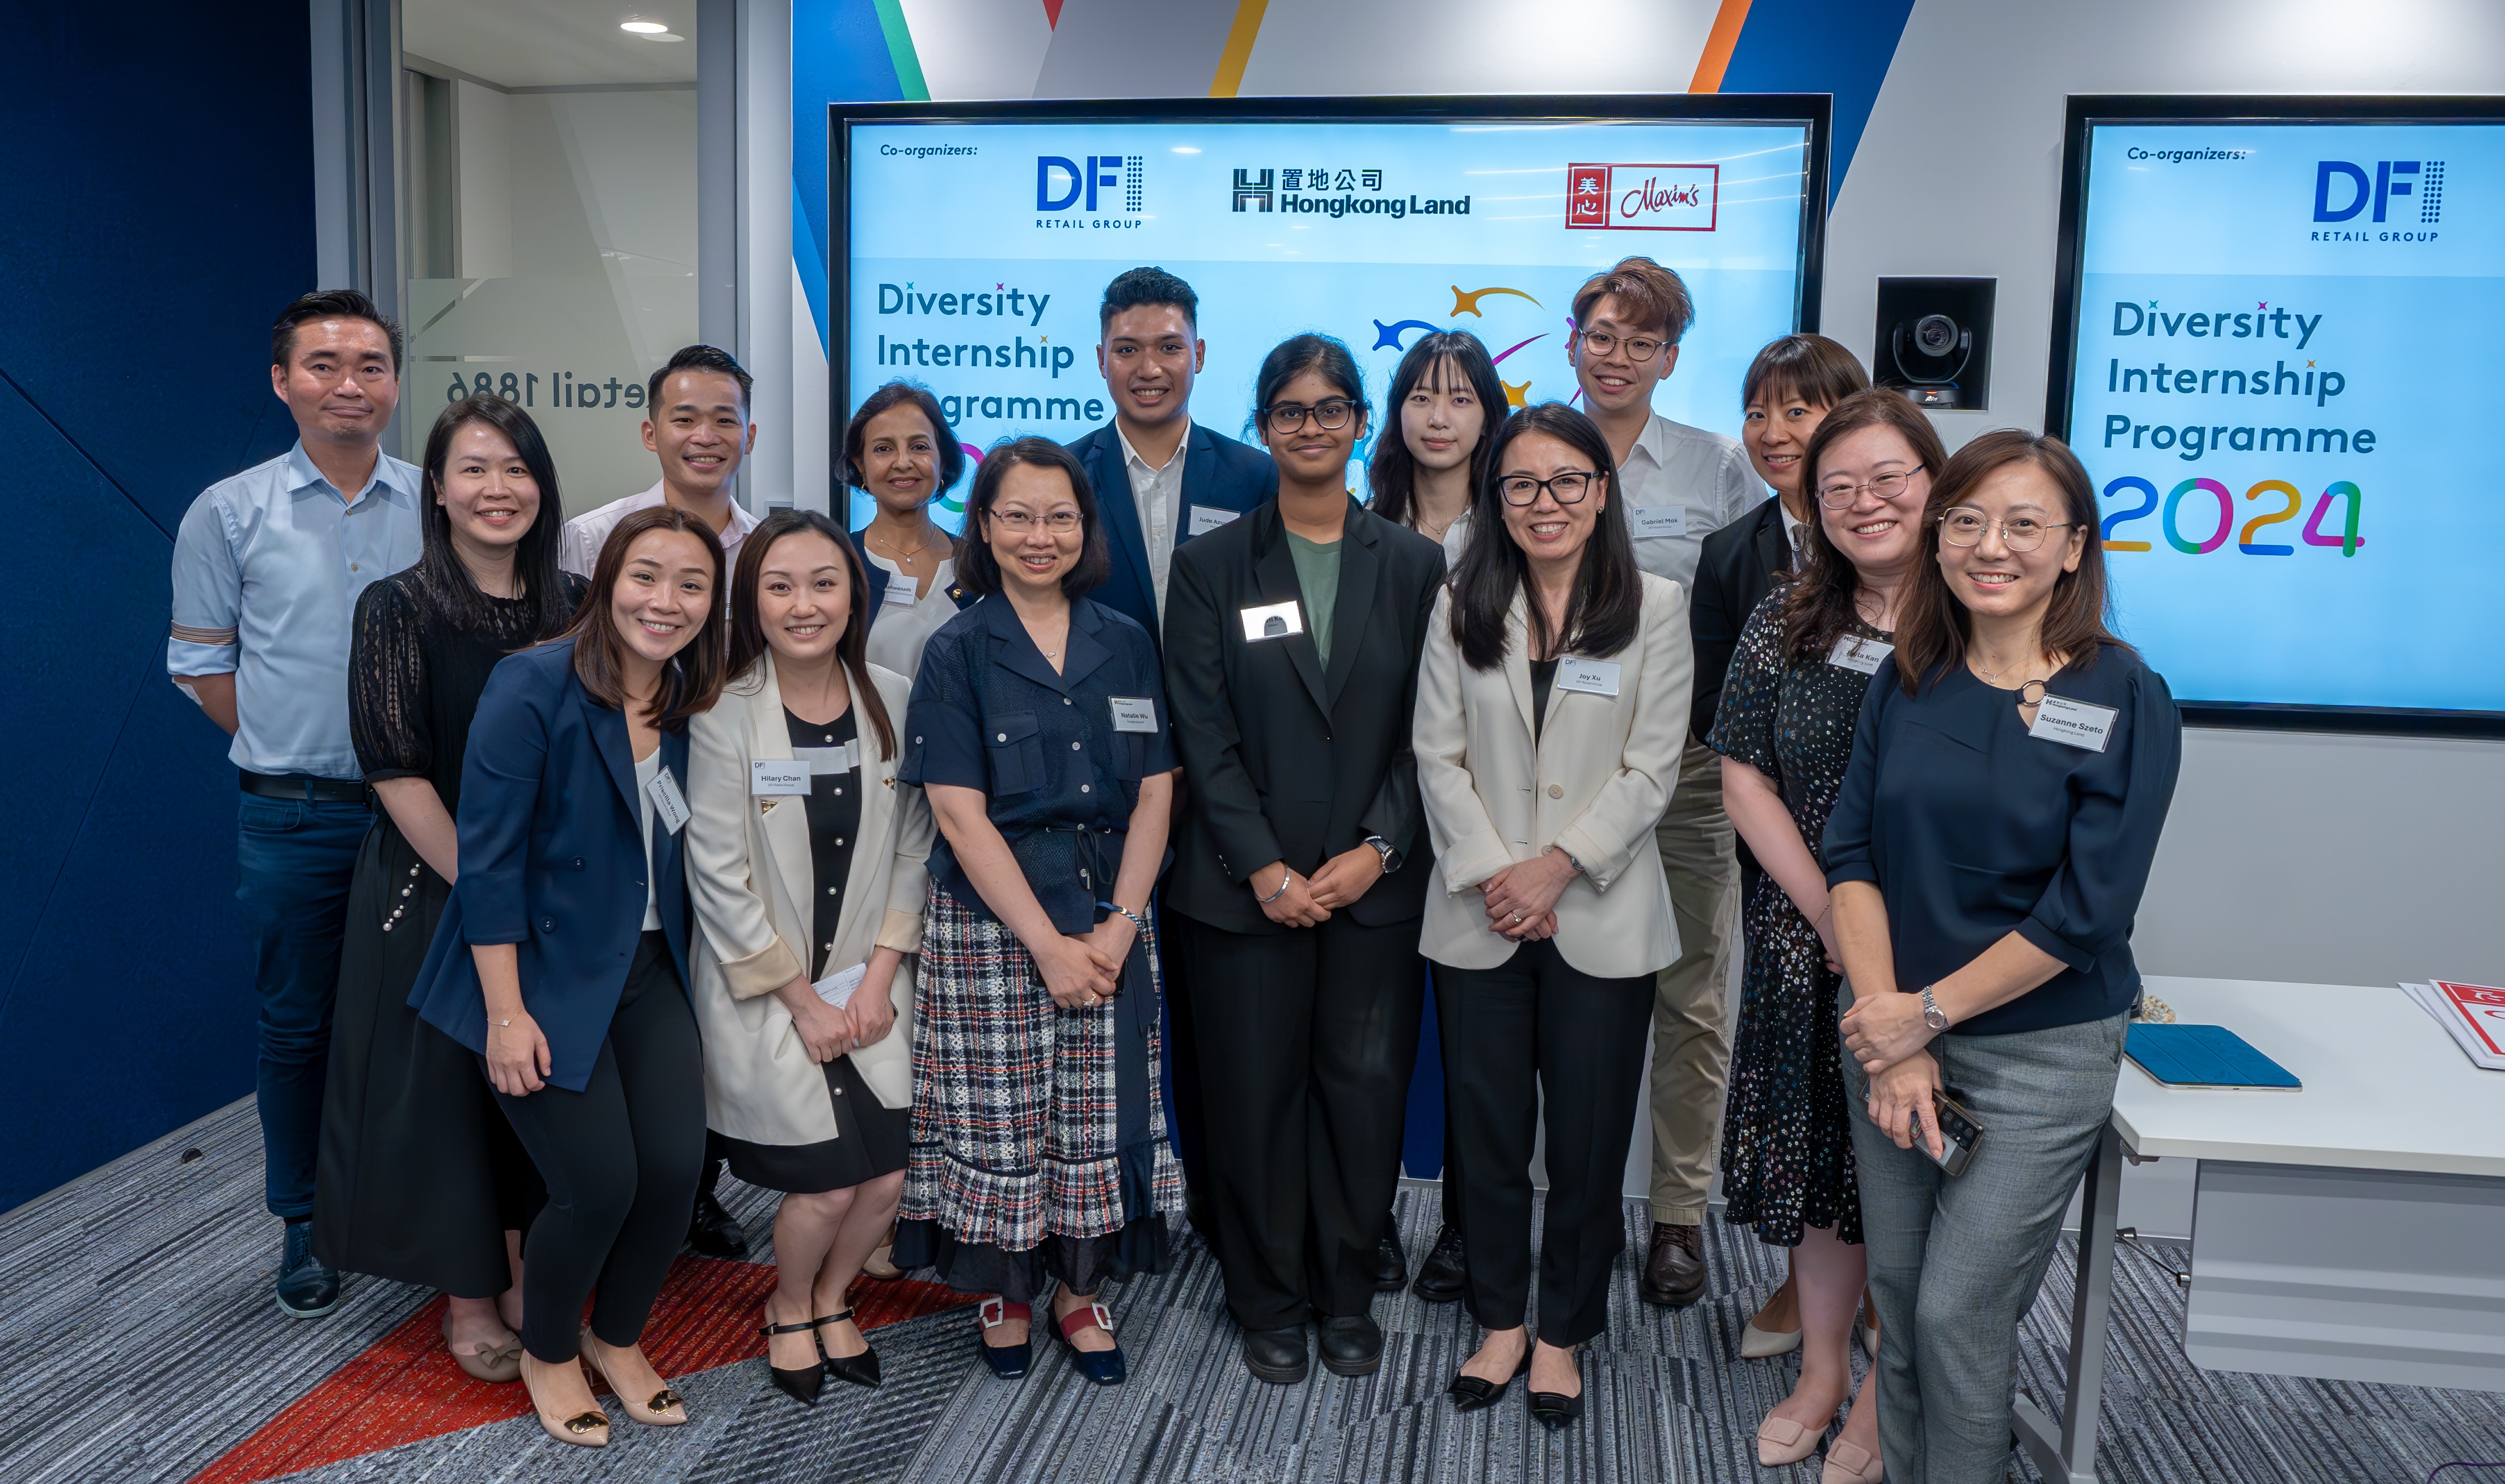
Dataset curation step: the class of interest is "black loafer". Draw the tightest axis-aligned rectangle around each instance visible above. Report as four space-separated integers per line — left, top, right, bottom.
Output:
1316 1313 1383 1377
1410 1224 1467 1304
1241 1325 1308 1384
1372 1220 1409 1292
686 1176 749 1259
275 1219 341 1318
1446 1350 1528 1411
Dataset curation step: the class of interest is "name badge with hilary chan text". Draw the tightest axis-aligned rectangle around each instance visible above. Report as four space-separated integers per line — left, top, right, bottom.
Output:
750 759 811 796
2030 694 2119 752
1553 657 1621 697
1240 599 1304 642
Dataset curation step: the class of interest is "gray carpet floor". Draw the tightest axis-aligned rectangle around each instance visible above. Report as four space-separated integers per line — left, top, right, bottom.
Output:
4 1097 2502 1483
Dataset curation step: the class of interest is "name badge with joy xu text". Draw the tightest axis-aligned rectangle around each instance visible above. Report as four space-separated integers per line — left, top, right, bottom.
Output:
1553 658 1621 697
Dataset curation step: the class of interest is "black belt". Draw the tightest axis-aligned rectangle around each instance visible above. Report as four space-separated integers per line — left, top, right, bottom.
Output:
239 769 371 805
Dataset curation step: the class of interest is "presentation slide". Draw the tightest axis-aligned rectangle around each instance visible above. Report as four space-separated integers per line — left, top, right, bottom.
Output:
2065 119 2503 717
840 116 1813 525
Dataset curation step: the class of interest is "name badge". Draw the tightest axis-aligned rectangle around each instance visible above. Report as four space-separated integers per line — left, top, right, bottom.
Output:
1240 599 1304 642
1629 505 1687 540
1553 658 1621 697
750 759 812 796
1828 635 1894 675
1188 505 1240 536
647 766 691 834
1109 696 1158 733
813 961 867 1010
794 740 860 775
883 572 918 608
2030 694 2119 752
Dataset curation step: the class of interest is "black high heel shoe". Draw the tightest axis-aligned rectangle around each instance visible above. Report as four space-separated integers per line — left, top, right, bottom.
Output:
1527 1345 1585 1431
1447 1347 1531 1411
814 1308 883 1389
975 1296 1032 1379
759 1312 825 1406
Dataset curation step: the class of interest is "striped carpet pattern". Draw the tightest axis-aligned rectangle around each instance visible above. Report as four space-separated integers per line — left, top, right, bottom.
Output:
2 1097 2500 1483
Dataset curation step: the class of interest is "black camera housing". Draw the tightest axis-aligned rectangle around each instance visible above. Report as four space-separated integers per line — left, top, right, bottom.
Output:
1875 277 1996 411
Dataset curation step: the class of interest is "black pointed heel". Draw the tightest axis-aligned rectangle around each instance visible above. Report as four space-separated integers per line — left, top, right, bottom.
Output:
1527 1346 1585 1431
1447 1348 1531 1411
814 1309 883 1389
759 1316 825 1406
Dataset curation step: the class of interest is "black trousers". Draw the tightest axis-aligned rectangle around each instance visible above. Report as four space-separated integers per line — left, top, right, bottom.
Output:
1172 909 1423 1329
489 932 707 1362
1437 940 1653 1348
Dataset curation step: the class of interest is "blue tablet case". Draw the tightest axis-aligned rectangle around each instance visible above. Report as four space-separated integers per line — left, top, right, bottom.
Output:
2125 1023 2301 1090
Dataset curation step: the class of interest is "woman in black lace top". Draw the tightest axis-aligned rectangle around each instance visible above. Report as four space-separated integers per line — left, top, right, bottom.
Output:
315 395 586 1382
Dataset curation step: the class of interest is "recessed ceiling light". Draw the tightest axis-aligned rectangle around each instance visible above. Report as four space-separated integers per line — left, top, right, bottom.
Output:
620 19 668 33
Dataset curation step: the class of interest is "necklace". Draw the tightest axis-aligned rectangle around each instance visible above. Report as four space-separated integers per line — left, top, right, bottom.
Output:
869 526 936 568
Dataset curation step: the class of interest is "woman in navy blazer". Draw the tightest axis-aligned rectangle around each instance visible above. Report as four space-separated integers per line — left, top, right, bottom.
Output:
411 504 728 1449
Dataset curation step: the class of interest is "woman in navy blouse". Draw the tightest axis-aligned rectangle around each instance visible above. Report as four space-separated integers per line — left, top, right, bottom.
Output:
1822 430 2181 1484
894 437 1185 1388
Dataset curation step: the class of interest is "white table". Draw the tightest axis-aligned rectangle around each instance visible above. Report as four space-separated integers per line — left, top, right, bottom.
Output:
2016 976 2505 1484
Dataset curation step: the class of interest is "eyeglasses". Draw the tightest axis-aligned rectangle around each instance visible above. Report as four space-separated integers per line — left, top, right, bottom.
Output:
1498 471 1600 506
1816 470 1920 510
1938 508 2074 552
1575 329 1665 364
986 509 1082 535
1262 399 1359 432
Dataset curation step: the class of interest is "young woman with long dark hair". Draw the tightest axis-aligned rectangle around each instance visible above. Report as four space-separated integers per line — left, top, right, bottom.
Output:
1367 329 1507 563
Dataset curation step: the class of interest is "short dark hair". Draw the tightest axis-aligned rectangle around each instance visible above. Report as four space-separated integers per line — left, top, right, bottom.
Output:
413 395 572 640
560 504 729 731
956 437 1112 601
1571 256 1696 344
843 380 965 498
1742 333 1870 413
1447 402 1644 671
272 289 404 373
645 344 753 417
1368 331 1509 527
726 508 898 759
1099 267 1198 333
1247 332 1366 440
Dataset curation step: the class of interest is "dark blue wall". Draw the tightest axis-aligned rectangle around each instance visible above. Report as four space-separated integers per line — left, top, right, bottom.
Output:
0 5 317 1212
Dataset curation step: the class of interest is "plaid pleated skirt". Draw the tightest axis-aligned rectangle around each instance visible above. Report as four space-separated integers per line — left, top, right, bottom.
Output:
901 882 1184 1253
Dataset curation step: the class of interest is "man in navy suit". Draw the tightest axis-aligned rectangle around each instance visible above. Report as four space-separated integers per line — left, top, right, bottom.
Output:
1066 267 1277 646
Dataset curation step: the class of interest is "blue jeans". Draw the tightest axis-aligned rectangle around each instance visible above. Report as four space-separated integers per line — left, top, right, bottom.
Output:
236 793 371 1219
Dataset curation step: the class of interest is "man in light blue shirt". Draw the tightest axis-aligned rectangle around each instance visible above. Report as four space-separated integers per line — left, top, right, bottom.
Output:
168 289 421 1318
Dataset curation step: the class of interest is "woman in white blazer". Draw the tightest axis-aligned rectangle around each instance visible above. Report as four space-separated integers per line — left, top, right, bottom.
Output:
686 509 936 1407
1414 402 1693 1430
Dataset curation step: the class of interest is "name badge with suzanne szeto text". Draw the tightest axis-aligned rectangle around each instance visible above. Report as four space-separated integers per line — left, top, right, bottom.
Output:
1828 634 1894 675
2030 694 2119 752
1629 505 1687 540
648 767 691 834
1109 697 1159 733
750 759 812 796
1240 599 1304 642
1553 658 1621 697
1189 505 1240 536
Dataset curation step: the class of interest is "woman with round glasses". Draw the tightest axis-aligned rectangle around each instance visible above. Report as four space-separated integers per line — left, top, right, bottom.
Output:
1708 389 1941 1479
1822 430 2180 1484
1415 402 1691 1430
894 437 1185 1389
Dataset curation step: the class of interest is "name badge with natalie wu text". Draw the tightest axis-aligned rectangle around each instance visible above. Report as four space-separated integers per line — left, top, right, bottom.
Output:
1109 697 1159 734
1240 599 1304 642
2029 694 2119 752
1554 658 1621 697
1828 634 1894 675
648 766 691 834
1629 505 1687 540
1189 505 1240 537
750 759 812 796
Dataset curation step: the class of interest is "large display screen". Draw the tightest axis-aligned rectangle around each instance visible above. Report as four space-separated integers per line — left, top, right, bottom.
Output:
833 99 1827 526
2050 99 2505 729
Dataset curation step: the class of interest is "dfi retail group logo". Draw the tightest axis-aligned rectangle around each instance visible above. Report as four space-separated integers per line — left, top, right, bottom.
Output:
1567 163 1718 231
2312 159 2443 225
1036 154 1143 213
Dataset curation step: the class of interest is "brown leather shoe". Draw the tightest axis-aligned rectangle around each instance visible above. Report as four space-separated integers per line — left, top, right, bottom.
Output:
1642 1222 1706 1307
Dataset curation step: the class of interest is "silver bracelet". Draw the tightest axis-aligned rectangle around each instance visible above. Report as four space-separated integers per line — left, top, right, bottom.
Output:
1256 868 1292 904
1110 904 1149 935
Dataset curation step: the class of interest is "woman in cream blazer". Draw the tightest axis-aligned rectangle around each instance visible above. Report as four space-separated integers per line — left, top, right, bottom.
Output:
1413 403 1692 1430
686 510 935 1406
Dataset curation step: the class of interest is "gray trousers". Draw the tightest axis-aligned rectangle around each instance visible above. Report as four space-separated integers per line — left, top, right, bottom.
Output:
1648 739 1739 1220
1840 987 2126 1484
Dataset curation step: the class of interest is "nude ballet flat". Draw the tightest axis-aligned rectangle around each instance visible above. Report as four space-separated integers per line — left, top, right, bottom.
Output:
1739 1318 1803 1359
1822 1436 1886 1483
1758 1414 1822 1468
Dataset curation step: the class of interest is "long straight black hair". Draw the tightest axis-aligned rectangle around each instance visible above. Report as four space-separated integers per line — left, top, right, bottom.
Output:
1366 331 1507 529
726 508 897 759
1447 402 1643 670
414 394 571 639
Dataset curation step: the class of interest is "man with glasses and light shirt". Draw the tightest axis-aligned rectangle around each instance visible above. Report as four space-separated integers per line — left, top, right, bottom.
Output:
169 289 424 1318
1565 256 1763 1311
559 344 763 582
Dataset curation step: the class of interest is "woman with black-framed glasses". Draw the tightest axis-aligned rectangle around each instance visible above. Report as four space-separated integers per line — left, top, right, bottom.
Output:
1822 430 2180 1484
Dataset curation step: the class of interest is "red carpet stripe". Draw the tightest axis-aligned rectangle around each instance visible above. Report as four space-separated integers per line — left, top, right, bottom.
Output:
192 1261 979 1484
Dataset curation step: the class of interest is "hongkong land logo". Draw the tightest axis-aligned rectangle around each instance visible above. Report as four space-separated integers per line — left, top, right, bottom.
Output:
1036 154 1144 214
1566 163 1718 231
2313 158 2443 225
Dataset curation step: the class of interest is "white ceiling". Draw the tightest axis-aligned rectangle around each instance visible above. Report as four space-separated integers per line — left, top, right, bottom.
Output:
404 0 699 88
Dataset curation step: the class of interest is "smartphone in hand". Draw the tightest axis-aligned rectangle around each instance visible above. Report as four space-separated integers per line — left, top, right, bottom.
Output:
1928 1087 1985 1177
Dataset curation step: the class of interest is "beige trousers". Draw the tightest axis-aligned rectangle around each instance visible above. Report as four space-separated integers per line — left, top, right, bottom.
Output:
1648 738 1739 1223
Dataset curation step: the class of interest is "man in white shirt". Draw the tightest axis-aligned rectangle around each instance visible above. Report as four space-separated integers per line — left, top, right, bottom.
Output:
1568 257 1762 1310
559 344 761 583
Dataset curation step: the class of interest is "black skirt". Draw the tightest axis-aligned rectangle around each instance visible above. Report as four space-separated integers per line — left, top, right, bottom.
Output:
719 1054 911 1194
314 816 538 1297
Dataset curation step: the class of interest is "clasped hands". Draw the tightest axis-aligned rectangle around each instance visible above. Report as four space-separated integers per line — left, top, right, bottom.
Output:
1251 844 1384 929
785 962 905 1063
1841 991 1947 1159
1480 847 1577 942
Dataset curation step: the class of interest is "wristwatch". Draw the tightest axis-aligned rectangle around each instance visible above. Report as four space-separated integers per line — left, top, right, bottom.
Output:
1920 984 1950 1031
1363 835 1401 873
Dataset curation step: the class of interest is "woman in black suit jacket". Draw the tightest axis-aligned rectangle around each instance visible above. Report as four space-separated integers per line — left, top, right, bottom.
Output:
1163 335 1446 1386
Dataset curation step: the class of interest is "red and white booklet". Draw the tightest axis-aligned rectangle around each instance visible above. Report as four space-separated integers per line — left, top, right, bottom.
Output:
2400 981 2505 1071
